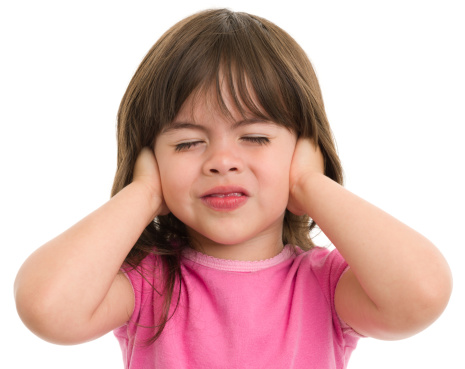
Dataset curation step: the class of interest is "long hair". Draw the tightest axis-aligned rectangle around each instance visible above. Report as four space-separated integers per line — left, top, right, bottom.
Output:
112 8 343 343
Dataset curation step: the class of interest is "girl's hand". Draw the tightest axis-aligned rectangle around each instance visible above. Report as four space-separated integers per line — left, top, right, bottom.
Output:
287 138 325 216
133 147 170 216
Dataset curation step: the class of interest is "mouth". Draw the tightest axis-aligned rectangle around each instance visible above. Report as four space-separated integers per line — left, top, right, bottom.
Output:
200 186 249 211
208 192 245 198
200 186 249 198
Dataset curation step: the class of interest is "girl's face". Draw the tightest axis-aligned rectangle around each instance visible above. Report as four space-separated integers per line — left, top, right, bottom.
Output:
154 87 297 260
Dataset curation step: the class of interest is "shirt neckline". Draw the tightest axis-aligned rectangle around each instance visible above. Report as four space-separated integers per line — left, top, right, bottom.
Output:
182 244 295 272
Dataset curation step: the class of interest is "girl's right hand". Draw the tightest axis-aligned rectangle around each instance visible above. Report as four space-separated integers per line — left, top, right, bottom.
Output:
133 147 170 216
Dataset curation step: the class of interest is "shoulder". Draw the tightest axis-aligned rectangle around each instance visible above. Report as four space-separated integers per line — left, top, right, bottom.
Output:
296 246 348 276
121 252 164 291
115 252 168 329
293 246 349 302
291 246 362 339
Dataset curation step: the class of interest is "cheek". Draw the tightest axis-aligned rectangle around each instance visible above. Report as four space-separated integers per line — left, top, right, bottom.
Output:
259 151 293 201
157 158 182 196
272 144 294 178
158 159 196 209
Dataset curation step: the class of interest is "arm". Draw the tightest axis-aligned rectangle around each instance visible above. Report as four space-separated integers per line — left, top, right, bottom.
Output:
14 148 167 345
288 139 452 340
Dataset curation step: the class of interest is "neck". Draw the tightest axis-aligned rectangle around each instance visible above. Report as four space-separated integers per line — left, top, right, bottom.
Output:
187 229 284 261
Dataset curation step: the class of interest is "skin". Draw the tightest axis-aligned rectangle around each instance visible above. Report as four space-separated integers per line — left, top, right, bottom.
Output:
14 90 452 344
154 91 296 261
289 140 452 339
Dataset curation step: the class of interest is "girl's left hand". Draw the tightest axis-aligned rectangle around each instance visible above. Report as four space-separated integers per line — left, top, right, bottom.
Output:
287 138 325 216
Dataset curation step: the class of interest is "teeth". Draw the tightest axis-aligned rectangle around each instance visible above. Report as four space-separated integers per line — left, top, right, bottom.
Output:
210 193 243 198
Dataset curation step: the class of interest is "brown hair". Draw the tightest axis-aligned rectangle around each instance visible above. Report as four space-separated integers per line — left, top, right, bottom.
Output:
112 8 343 343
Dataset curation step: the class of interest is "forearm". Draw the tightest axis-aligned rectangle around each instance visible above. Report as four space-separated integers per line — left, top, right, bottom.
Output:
14 181 159 330
293 172 452 320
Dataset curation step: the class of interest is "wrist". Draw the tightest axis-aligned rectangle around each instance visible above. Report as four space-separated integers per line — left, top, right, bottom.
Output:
289 172 328 216
291 171 324 199
124 181 164 220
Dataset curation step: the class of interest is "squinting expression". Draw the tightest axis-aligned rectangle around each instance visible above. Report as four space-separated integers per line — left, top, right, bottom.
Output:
154 89 297 260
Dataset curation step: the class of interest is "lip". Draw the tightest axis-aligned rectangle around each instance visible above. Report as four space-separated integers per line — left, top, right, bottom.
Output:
200 186 249 211
200 186 250 198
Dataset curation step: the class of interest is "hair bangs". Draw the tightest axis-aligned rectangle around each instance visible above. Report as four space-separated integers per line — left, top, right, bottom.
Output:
162 10 307 133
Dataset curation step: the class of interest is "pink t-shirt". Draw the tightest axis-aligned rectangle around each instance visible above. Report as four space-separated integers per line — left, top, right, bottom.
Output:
114 245 361 368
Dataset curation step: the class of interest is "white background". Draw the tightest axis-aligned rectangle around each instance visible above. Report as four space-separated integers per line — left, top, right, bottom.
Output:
2 0 464 368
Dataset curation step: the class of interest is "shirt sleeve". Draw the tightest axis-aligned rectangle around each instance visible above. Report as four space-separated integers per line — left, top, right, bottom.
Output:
307 247 364 339
114 253 164 341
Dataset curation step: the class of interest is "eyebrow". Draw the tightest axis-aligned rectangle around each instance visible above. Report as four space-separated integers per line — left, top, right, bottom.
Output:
161 118 273 133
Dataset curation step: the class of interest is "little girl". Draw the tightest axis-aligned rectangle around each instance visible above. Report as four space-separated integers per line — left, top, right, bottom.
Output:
14 9 452 369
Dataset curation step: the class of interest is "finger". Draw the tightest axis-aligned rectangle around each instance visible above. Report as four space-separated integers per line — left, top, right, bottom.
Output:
132 148 170 216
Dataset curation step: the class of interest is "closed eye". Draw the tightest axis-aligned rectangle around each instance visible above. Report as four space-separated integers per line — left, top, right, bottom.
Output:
241 136 270 145
174 141 203 152
174 137 269 151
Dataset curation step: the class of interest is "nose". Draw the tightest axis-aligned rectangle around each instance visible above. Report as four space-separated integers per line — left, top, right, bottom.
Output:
202 142 243 176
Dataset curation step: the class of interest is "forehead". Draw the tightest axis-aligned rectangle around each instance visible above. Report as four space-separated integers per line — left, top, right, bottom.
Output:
171 78 270 126
156 79 297 140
